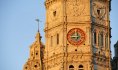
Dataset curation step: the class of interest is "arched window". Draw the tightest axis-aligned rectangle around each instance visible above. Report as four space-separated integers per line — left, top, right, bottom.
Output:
78 65 84 70
69 65 74 70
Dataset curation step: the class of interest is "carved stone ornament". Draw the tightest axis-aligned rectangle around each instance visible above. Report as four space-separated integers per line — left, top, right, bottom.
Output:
48 6 60 21
67 0 85 17
92 2 106 20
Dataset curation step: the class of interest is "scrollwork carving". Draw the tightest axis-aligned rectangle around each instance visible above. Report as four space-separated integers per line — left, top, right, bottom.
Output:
67 0 85 17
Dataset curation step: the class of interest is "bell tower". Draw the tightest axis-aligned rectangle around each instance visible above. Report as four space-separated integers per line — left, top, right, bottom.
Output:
43 0 111 70
23 31 44 70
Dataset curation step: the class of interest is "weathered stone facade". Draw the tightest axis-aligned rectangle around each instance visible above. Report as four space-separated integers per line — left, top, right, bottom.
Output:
23 0 112 70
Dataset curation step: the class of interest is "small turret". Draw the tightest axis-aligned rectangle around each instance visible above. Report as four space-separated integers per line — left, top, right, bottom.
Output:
23 19 44 70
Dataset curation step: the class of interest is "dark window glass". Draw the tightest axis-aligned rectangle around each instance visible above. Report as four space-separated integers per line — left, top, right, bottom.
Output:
69 65 74 70
94 32 97 44
57 34 59 45
97 9 100 15
78 65 84 70
79 65 83 68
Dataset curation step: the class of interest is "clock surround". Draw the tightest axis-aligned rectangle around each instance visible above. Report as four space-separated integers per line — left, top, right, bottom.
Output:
67 28 86 46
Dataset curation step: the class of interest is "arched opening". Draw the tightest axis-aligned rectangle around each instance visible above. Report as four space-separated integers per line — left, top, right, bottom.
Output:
93 31 97 45
57 33 59 45
78 65 84 70
69 65 74 70
97 9 101 15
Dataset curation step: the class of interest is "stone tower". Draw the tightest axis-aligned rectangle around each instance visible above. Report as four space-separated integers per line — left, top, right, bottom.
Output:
43 0 111 70
23 0 112 70
23 32 44 70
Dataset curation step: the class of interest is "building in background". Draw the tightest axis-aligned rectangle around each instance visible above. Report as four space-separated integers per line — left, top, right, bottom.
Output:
111 41 118 70
23 31 45 70
23 0 112 70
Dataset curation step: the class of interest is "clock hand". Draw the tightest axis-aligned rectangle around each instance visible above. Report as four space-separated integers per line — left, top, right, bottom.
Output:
74 29 76 35
71 33 80 41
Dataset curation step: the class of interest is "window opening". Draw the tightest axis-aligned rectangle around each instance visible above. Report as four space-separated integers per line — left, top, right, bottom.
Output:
36 52 38 55
97 9 100 15
78 65 84 70
93 32 97 44
34 65 37 68
57 34 59 45
53 11 56 16
69 65 74 70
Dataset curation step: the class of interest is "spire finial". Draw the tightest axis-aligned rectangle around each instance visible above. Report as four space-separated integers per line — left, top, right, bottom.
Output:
35 19 41 32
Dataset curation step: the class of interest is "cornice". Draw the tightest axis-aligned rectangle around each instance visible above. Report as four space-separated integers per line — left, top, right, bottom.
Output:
44 22 63 32
44 21 91 32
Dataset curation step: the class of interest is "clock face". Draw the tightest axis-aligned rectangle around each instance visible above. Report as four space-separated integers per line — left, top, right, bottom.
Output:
67 28 86 46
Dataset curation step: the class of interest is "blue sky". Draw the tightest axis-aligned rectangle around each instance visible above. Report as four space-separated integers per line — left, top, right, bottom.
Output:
0 0 117 70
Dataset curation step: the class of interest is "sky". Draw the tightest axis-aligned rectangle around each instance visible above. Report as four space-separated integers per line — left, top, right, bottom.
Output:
0 0 118 70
